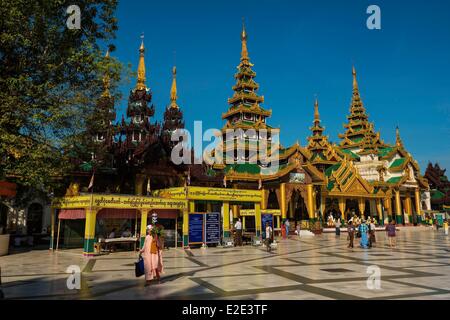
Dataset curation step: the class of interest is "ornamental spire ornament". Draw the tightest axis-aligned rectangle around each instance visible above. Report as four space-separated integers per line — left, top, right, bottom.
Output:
241 19 249 62
170 66 178 108
314 97 320 124
352 65 360 97
136 34 146 91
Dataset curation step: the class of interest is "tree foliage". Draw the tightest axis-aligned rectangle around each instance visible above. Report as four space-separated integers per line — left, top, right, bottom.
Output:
0 0 123 192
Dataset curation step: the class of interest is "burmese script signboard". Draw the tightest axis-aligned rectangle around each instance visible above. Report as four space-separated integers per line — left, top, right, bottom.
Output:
205 213 220 244
189 214 204 244
52 195 187 210
150 187 262 202
187 187 262 202
239 209 281 216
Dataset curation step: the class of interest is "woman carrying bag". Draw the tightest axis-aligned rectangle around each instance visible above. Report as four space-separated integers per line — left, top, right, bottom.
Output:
139 225 164 286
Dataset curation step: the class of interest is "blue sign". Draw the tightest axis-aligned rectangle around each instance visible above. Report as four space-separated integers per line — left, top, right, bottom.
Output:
205 213 220 244
261 214 273 239
189 214 204 244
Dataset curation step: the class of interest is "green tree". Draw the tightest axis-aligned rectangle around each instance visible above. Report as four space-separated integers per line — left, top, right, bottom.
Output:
0 0 123 192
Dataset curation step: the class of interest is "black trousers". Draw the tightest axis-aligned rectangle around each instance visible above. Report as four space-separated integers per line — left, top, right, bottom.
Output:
235 230 242 246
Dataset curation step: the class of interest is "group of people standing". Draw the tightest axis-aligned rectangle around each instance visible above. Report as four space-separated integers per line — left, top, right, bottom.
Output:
345 218 397 249
344 217 378 249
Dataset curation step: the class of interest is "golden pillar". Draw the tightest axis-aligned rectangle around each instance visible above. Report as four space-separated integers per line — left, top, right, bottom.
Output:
139 209 149 248
384 197 391 216
189 201 196 213
395 189 402 224
242 216 246 230
277 216 281 229
232 204 239 220
83 208 98 256
414 188 421 215
395 189 401 214
255 202 262 237
261 188 267 210
358 198 366 216
405 192 413 216
306 184 314 219
223 201 230 238
182 206 189 247
376 199 383 222
280 183 287 219
338 197 346 221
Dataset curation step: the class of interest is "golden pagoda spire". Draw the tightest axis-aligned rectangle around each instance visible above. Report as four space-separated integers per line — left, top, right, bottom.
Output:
352 65 359 95
241 19 249 62
396 126 404 148
170 66 178 108
314 97 320 123
136 34 146 91
101 49 111 98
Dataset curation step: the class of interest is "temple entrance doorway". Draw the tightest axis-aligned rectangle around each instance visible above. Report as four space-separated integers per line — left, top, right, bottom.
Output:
267 190 279 210
345 199 360 219
291 190 308 221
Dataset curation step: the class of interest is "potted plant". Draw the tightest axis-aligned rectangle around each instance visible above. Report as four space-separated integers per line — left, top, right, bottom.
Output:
150 224 165 250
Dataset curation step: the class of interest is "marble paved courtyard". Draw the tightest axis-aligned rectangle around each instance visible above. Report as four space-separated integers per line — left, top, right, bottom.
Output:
1 227 449 300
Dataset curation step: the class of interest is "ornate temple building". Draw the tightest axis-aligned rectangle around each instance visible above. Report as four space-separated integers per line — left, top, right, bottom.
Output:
2 24 434 256
312 67 431 225
424 163 450 210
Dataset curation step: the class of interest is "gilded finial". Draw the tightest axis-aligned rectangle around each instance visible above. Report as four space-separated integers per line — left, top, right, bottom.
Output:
170 66 178 108
314 96 320 122
352 65 359 92
136 33 146 91
139 33 145 52
241 19 249 62
241 18 247 41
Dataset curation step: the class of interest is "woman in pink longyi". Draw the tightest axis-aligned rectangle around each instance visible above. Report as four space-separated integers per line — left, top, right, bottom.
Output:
140 225 164 286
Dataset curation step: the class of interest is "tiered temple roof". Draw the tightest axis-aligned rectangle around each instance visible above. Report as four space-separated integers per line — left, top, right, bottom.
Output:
118 37 160 165
161 66 185 150
222 23 272 131
338 67 386 153
306 99 342 169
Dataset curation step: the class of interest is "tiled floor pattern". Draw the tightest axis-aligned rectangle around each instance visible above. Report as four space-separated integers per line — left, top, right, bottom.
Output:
0 227 449 300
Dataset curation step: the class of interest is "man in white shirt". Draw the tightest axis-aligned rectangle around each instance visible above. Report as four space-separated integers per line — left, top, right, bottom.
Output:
265 222 273 252
234 218 242 246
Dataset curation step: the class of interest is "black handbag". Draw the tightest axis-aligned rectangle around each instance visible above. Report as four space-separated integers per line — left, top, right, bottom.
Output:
135 255 145 277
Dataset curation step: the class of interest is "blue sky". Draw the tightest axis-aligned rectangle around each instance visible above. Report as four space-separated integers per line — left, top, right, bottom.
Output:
111 0 450 173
